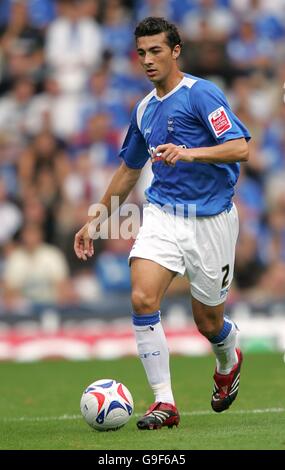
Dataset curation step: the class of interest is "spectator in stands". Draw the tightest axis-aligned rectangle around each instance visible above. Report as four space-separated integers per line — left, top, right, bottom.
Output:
45 0 103 93
259 207 285 263
234 229 265 291
25 72 82 139
234 162 265 234
27 0 56 28
73 113 119 167
18 131 70 193
0 0 45 57
0 0 9 27
226 20 275 73
101 0 133 59
78 0 99 20
231 0 285 36
0 0 45 92
249 261 285 303
135 0 173 23
63 151 112 206
0 76 35 143
110 50 152 109
261 103 285 175
2 222 70 305
79 66 130 133
21 189 53 241
0 178 22 246
182 0 236 42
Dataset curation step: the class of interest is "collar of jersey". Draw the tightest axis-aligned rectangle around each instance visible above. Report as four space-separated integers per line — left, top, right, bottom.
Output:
154 75 186 102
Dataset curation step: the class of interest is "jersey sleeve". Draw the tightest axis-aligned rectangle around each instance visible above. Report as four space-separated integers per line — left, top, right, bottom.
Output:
118 104 149 169
192 80 251 144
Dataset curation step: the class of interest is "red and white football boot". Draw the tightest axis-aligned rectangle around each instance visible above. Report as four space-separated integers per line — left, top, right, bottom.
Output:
211 349 243 413
136 402 180 430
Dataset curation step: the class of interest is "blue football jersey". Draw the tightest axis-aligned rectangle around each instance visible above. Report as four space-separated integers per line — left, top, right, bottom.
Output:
119 74 251 216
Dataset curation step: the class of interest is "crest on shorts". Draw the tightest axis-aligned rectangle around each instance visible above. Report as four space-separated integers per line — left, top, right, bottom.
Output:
220 287 229 298
167 116 175 133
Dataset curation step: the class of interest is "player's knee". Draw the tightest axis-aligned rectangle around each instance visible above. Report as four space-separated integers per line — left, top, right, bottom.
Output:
196 320 222 339
131 289 159 314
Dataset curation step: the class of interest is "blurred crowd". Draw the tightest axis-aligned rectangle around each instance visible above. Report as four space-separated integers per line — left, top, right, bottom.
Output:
0 0 285 314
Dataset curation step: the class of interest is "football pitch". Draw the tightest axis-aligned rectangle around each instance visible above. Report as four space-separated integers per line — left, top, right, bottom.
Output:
0 352 284 450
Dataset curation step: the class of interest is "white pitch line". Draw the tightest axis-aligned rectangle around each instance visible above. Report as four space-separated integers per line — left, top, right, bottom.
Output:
2 414 82 423
175 407 285 416
1 408 284 423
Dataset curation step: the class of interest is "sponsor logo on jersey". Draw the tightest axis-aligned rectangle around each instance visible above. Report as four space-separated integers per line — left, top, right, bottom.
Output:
148 144 187 163
208 106 232 137
148 146 163 162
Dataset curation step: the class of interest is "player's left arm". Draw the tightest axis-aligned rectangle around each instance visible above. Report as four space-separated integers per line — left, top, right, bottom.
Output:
153 138 249 166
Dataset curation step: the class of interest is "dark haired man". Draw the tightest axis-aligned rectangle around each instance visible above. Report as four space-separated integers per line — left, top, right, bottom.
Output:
75 17 250 430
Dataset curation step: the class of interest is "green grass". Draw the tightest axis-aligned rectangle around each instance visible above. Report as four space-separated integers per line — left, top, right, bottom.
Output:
0 353 284 450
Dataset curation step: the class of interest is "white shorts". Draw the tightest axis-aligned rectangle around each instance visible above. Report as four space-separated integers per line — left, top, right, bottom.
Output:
129 203 239 306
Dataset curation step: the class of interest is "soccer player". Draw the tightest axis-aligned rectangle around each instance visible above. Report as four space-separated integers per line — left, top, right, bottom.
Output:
74 17 250 430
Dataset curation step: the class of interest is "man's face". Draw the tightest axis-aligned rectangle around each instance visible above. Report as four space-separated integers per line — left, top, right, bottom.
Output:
136 33 179 84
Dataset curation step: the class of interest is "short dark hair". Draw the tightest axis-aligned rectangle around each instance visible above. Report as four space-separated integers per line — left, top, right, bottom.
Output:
134 17 182 50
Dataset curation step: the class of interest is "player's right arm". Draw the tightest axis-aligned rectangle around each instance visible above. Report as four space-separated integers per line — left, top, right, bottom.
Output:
74 162 142 260
74 101 149 261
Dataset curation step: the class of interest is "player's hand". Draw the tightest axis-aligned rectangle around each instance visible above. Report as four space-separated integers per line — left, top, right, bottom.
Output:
74 222 94 261
153 144 194 166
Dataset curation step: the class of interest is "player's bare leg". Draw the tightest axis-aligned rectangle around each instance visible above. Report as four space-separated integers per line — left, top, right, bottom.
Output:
131 258 180 429
191 297 243 412
131 258 174 314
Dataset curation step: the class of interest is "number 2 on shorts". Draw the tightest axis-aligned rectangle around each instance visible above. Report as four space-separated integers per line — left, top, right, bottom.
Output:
222 264 230 288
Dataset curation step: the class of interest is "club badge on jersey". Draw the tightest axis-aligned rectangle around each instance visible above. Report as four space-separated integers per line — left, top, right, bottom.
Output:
167 117 175 133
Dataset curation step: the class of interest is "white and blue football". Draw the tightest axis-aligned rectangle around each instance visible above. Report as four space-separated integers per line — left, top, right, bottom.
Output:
80 379 134 431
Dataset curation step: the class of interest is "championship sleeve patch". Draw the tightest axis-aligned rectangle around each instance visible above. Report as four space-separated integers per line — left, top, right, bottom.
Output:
208 106 232 137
